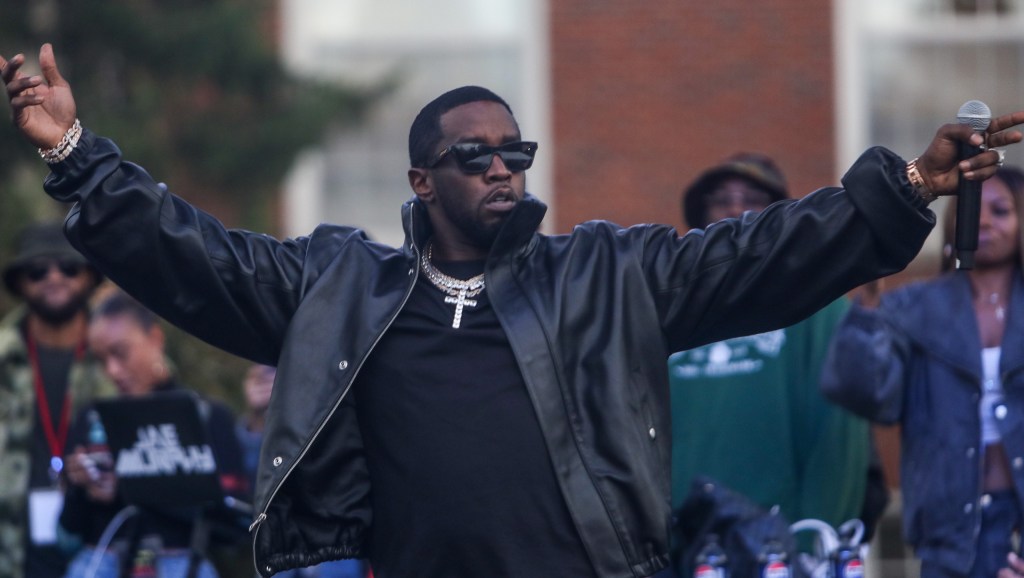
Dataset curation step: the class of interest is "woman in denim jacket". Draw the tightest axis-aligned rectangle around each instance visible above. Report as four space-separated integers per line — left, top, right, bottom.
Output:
822 166 1024 578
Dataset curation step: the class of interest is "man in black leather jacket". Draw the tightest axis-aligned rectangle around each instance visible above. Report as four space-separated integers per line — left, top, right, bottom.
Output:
3 44 1024 578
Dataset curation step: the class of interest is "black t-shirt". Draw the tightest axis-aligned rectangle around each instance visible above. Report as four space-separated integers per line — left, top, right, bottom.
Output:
356 259 595 578
26 344 76 578
29 344 75 489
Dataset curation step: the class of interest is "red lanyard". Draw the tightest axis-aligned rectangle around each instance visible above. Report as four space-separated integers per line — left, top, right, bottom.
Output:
25 333 85 464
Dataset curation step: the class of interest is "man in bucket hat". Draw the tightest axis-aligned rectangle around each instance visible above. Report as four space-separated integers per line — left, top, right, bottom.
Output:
680 152 789 231
0 220 112 578
667 154 886 573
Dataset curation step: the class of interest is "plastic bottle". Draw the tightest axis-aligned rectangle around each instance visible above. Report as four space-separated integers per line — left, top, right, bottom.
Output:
82 409 115 499
757 540 791 578
693 533 729 578
831 539 864 578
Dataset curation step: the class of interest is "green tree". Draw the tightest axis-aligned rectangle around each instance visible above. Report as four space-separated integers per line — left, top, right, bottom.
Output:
0 0 379 410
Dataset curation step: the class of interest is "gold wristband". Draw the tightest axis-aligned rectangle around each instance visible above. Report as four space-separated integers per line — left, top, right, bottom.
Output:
906 158 937 204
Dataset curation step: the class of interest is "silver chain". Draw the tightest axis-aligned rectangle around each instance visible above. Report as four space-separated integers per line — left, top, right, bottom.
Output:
420 242 485 328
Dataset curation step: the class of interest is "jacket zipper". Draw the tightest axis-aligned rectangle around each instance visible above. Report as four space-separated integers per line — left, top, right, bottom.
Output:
250 236 423 574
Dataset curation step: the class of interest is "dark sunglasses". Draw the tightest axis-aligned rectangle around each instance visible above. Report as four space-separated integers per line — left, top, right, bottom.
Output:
428 141 538 174
23 259 85 282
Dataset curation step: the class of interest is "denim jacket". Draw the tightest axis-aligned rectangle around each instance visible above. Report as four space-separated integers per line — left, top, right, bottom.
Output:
822 270 1024 574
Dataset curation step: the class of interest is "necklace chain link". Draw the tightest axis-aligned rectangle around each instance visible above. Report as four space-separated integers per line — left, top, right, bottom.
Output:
420 242 485 328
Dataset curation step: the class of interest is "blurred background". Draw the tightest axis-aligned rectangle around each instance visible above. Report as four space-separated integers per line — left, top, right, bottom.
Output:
2 1 1023 575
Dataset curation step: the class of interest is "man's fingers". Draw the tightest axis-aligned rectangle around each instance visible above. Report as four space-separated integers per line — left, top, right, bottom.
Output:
988 110 1024 135
0 53 25 84
38 43 66 88
962 165 998 181
7 74 42 95
941 122 978 141
959 148 1006 179
10 93 45 109
988 129 1024 149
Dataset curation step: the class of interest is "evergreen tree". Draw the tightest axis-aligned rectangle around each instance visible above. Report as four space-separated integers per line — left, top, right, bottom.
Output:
1 0 374 229
1 0 377 413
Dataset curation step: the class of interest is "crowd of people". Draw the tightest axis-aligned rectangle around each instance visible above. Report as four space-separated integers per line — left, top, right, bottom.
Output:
3 40 1024 578
0 223 371 577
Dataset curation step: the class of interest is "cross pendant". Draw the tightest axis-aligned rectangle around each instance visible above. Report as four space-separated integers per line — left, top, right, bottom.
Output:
444 289 478 329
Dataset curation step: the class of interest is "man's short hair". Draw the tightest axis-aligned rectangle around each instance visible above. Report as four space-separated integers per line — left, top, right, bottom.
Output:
408 86 515 168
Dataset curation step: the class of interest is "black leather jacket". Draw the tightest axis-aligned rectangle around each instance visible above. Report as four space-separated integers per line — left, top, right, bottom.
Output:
44 131 935 577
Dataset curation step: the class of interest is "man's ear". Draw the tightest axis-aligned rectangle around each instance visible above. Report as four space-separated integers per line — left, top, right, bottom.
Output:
408 168 435 203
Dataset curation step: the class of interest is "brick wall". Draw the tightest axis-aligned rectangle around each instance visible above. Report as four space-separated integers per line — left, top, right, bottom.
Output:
550 0 835 233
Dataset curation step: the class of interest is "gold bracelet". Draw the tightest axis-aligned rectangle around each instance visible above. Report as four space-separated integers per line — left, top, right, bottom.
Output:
906 158 937 204
37 119 82 164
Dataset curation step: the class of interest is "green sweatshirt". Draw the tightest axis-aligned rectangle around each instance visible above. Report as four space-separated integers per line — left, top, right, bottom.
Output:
668 298 869 528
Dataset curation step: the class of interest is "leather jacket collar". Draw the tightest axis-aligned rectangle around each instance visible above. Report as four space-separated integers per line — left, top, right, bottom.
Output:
400 193 548 259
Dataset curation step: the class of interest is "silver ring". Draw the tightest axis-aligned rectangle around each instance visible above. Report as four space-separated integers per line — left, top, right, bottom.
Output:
996 148 1006 167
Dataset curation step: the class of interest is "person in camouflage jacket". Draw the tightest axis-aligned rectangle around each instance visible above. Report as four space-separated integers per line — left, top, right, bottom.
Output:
0 221 112 578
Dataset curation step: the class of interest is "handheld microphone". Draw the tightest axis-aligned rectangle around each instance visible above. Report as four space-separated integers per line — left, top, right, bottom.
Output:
954 100 991 270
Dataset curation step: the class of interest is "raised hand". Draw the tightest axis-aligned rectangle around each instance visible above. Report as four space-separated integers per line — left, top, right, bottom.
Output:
915 110 1024 197
0 43 77 149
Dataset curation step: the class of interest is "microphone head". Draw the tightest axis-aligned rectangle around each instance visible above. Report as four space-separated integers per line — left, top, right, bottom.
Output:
957 100 992 131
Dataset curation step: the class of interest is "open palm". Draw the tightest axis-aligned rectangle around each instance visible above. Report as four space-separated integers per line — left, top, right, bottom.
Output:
0 43 77 149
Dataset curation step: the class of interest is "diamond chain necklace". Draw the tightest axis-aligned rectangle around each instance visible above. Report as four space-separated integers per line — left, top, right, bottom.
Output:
420 242 485 329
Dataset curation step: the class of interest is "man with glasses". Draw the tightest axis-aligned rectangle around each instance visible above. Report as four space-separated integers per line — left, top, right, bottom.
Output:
0 220 112 578
3 44 1024 577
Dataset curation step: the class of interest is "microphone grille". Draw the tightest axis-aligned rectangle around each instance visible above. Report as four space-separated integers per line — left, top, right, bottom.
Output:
957 100 992 131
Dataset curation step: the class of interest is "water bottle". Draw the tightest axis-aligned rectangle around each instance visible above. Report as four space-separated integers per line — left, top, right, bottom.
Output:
693 533 729 578
757 540 791 578
130 534 163 578
82 409 115 499
84 409 113 472
831 539 864 578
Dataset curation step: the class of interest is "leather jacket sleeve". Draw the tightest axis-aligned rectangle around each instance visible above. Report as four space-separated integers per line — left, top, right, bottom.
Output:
43 131 330 365
642 146 935 353
43 132 933 368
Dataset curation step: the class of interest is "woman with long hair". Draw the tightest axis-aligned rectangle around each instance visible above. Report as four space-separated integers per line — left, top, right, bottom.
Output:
822 166 1024 578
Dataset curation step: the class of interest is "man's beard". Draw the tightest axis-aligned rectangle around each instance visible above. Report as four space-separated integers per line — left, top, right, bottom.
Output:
437 196 508 250
25 288 92 326
462 220 503 249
